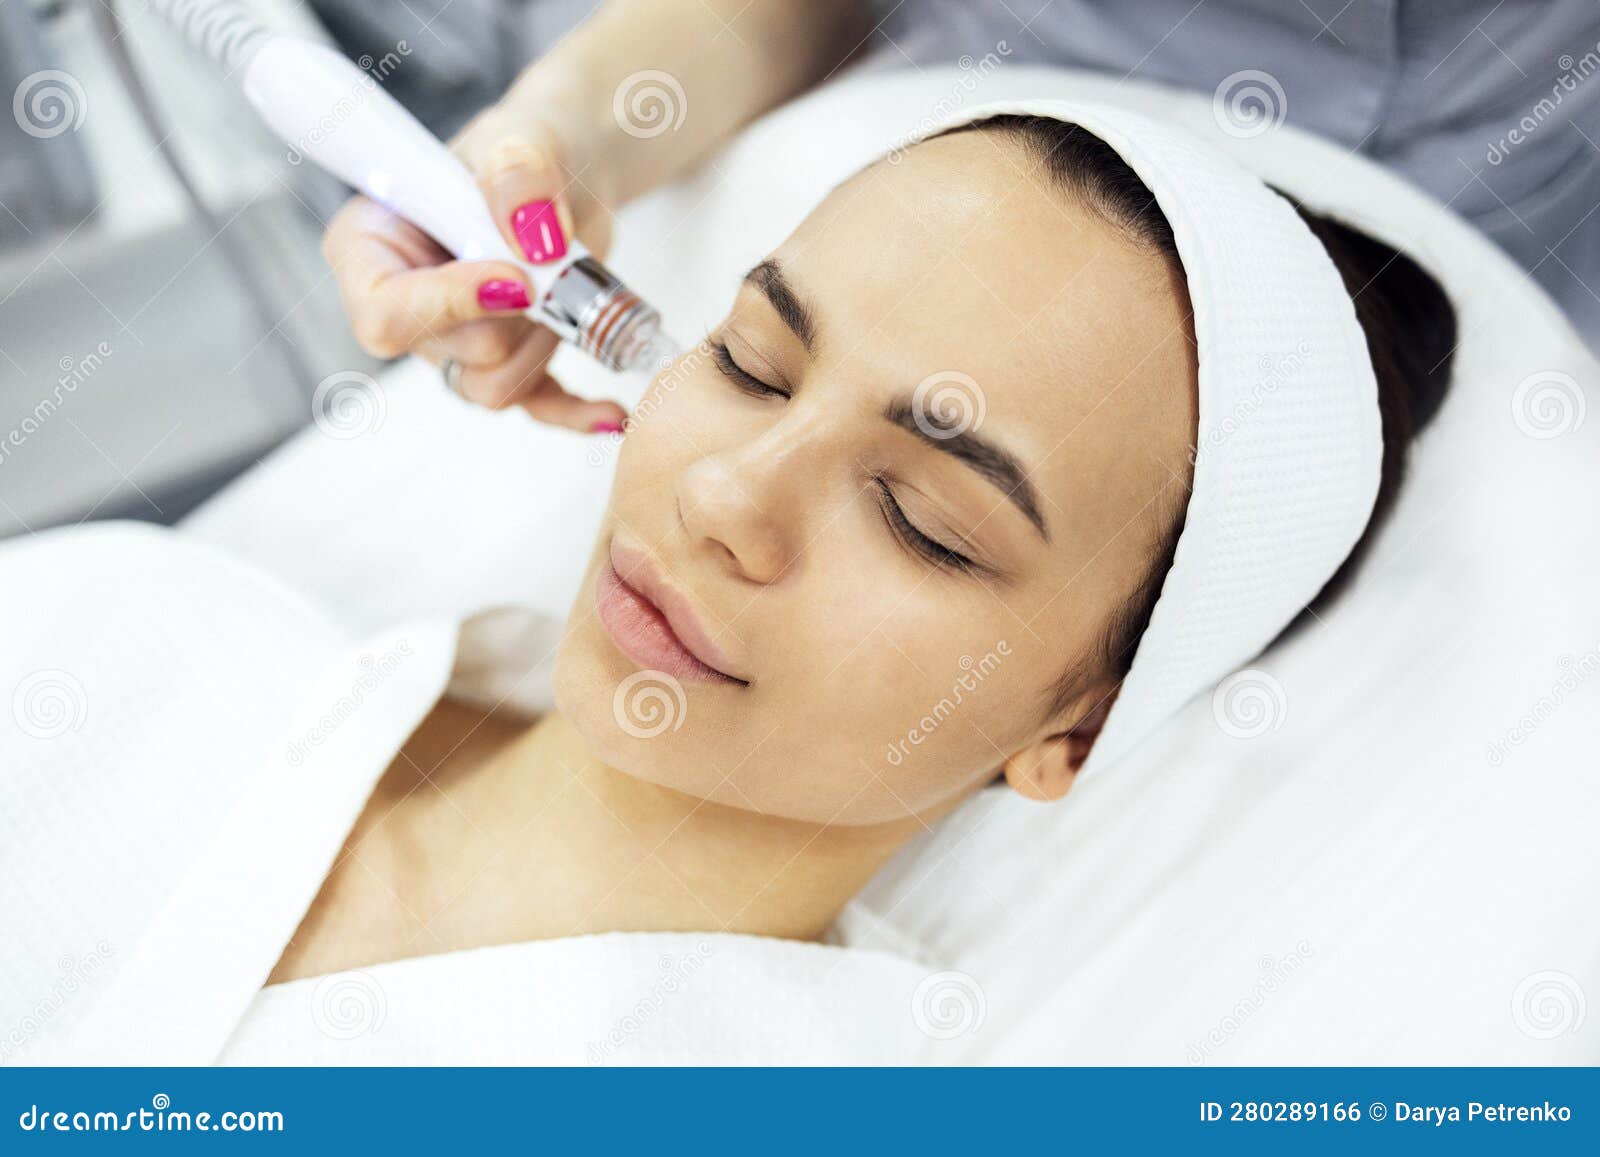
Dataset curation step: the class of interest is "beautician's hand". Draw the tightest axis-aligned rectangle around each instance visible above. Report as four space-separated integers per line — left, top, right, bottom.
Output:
324 0 858 431
322 111 627 433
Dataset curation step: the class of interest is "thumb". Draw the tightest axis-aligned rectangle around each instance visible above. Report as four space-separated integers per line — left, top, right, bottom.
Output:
466 121 578 268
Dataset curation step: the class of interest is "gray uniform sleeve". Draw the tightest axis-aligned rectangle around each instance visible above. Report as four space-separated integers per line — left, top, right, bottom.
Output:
868 0 1600 348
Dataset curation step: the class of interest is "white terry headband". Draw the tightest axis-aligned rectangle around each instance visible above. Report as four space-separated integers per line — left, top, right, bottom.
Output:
919 100 1383 778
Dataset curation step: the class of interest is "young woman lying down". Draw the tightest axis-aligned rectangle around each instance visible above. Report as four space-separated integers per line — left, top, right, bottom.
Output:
267 103 1454 983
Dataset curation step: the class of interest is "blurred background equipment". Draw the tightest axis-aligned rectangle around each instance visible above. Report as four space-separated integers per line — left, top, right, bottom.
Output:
0 0 590 537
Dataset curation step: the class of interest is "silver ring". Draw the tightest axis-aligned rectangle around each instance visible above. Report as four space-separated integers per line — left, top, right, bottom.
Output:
440 356 465 396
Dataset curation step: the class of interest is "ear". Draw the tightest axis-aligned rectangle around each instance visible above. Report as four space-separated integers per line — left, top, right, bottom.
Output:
1001 695 1114 802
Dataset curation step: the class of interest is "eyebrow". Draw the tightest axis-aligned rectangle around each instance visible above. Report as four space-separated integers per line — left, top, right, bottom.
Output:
747 259 1048 542
744 260 817 352
883 398 1050 541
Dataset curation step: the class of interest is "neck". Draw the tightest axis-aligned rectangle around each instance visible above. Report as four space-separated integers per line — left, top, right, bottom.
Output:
416 709 930 945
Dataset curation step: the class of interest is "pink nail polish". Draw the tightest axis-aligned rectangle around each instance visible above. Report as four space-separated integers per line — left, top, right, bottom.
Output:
477 279 531 311
591 420 625 434
511 200 567 264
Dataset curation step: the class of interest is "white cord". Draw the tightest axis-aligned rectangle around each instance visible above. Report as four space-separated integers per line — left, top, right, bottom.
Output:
139 0 269 72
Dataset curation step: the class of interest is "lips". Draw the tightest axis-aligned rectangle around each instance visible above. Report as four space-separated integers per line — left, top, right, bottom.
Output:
595 538 748 685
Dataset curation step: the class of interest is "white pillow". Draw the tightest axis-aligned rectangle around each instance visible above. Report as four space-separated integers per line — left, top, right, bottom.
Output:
186 66 1600 1063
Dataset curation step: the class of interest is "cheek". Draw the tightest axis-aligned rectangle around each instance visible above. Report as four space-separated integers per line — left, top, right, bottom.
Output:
762 564 1030 818
618 354 736 466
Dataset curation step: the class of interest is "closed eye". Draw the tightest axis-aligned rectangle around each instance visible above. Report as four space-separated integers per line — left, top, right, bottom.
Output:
710 338 789 399
875 480 979 574
709 333 979 576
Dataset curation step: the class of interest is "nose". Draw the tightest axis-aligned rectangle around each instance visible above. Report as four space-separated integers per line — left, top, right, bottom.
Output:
675 430 801 586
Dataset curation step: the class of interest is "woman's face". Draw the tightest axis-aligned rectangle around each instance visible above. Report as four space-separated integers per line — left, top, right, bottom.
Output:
555 130 1197 826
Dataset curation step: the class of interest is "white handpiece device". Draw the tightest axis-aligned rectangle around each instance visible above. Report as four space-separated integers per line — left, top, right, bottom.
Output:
149 0 676 374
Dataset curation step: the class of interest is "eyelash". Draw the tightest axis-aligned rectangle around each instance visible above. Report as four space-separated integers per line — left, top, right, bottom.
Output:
876 481 978 574
709 335 978 574
709 338 789 398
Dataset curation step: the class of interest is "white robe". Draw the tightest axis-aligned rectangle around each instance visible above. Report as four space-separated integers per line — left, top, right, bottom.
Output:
0 523 932 1065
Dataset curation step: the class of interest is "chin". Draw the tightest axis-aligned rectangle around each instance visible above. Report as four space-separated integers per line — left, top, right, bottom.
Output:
551 624 622 753
553 624 704 789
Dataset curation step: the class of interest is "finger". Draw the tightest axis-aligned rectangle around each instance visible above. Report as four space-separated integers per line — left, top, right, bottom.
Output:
412 330 544 398
434 317 536 369
448 325 560 409
461 117 578 267
324 201 452 337
518 376 630 434
351 261 535 359
414 323 530 373
324 195 452 273
456 328 628 432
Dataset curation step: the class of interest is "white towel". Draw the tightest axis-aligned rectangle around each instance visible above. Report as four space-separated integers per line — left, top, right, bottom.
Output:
221 934 929 1065
0 523 936 1065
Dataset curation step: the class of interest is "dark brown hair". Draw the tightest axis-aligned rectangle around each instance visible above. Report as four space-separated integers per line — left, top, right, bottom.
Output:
938 115 1457 721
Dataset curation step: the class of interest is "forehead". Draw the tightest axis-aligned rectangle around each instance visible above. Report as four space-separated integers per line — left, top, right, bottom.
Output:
768 129 1199 530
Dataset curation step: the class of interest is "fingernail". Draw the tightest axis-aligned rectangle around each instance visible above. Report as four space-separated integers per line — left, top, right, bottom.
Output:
591 420 624 434
477 279 531 311
511 200 567 264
